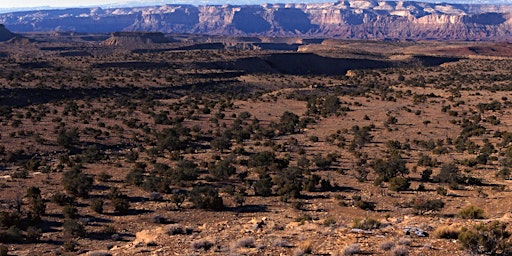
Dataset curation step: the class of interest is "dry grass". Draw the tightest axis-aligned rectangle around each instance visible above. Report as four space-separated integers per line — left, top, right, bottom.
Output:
433 224 461 239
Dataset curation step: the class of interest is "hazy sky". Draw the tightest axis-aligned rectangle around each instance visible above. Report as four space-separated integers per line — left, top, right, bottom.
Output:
0 0 508 9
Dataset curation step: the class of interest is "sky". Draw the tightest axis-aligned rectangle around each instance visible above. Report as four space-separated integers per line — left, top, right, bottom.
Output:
0 0 509 10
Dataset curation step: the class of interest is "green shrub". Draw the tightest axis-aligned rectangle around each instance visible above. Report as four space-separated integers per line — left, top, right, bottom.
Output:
26 226 42 242
352 217 381 230
411 197 444 215
458 221 511 255
62 205 78 219
0 212 20 228
436 186 448 196
0 226 22 243
63 219 85 238
189 186 223 211
389 177 410 192
0 244 7 256
253 174 273 197
459 205 485 219
62 166 93 198
51 192 75 206
90 198 104 214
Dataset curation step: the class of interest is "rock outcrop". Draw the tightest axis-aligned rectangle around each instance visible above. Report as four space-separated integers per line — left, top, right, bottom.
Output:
2 1 512 40
100 32 169 46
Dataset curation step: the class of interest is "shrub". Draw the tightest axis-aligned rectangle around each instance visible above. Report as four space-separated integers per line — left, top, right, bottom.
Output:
63 219 85 238
459 205 485 219
90 198 104 214
0 212 20 228
63 240 77 252
62 166 93 198
170 192 186 209
0 226 22 243
392 245 409 256
189 186 223 211
25 187 45 222
208 159 236 181
433 225 460 239
191 239 214 251
434 163 461 184
343 243 361 255
101 225 116 236
97 171 112 182
253 174 273 197
62 205 78 219
57 128 80 149
26 226 42 242
112 196 130 214
352 217 381 230
411 197 444 215
389 177 410 192
166 224 185 235
51 193 75 206
0 245 7 256
436 186 448 196
371 151 409 185
354 199 376 211
380 240 395 251
273 166 304 201
235 237 255 248
458 221 511 255
421 169 433 182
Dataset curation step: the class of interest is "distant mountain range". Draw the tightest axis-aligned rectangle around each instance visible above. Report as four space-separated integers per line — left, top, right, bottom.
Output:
2 1 512 40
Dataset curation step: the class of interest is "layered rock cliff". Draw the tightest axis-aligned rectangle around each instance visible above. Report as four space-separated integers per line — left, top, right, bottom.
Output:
1 1 512 40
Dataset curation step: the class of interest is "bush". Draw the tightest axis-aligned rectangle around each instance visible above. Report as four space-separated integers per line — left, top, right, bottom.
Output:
63 240 77 252
0 245 7 256
352 217 381 230
62 166 93 198
62 205 78 219
57 128 80 149
63 219 85 238
0 226 22 243
208 159 236 181
90 198 104 214
434 163 461 184
380 240 395 251
411 197 444 215
166 224 185 235
191 239 214 251
436 186 448 196
189 186 223 211
433 225 460 239
25 186 45 222
343 243 361 255
26 226 42 242
392 245 409 256
51 192 75 206
371 151 409 185
112 197 130 214
389 177 410 192
235 237 255 248
273 166 303 201
97 171 112 182
458 221 511 255
0 212 20 228
253 174 273 197
459 205 485 219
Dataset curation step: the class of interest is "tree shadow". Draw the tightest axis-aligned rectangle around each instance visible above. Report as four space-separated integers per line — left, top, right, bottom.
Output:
225 204 268 213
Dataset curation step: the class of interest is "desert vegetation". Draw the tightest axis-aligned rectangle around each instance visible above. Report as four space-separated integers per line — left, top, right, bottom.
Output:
0 33 512 255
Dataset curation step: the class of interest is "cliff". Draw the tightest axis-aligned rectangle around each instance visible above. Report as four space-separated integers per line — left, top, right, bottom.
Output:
2 1 512 40
0 24 17 41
